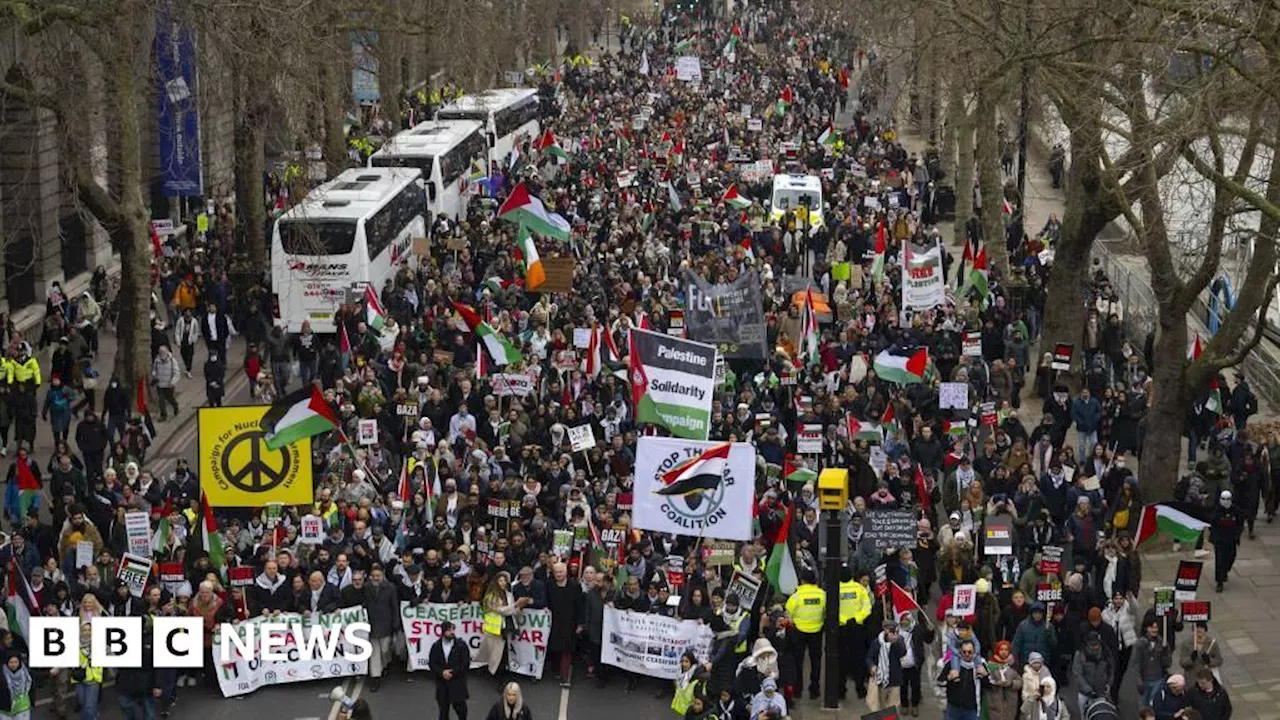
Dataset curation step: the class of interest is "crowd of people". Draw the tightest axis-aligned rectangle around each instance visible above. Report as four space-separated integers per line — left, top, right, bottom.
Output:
0 3 1274 720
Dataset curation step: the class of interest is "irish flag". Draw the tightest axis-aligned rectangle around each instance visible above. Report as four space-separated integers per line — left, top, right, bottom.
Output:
6 560 37 641
765 503 799 595
516 226 546 289
453 301 522 366
1136 504 1209 547
498 182 571 241
364 285 387 331
201 493 225 569
873 347 928 385
722 184 752 209
260 385 340 450
15 456 39 516
533 129 568 162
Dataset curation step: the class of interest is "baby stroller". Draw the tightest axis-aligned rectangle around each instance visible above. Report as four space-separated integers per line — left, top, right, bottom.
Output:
1084 697 1118 720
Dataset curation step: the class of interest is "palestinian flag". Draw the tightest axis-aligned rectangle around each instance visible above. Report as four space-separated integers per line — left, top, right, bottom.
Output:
338 320 351 354
913 465 932 512
1188 334 1203 360
776 85 794 116
765 503 799 595
723 25 740 57
818 122 836 146
944 420 968 439
722 184 752 210
675 36 695 53
881 403 900 437
152 499 174 555
454 302 522 366
800 286 820 366
15 455 39 516
656 443 730 501
890 581 923 620
873 348 928 385
1136 504 1209 547
201 493 225 569
846 416 883 442
783 457 818 485
870 221 887 283
516 226 546 289
6 560 37 641
585 321 602 378
533 129 568 162
966 243 990 299
477 341 488 377
136 378 156 442
1207 379 1224 415
1002 198 1014 219
739 235 755 260
484 276 512 295
498 182 571 241
260 385 340 450
364 285 387 331
601 324 623 364
668 181 684 212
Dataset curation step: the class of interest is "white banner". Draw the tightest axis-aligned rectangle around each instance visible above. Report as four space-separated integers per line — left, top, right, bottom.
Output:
602 607 714 679
214 607 369 698
400 602 550 679
491 373 535 397
632 437 756 541
901 243 946 311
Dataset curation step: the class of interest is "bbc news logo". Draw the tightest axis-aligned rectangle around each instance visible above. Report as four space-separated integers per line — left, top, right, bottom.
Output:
29 617 373 668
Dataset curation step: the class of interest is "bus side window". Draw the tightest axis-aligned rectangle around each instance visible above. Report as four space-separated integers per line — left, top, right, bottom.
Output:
487 132 496 148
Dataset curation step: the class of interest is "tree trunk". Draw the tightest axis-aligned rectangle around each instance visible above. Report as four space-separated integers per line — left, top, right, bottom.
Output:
1139 309 1189 500
321 58 348 176
974 91 1009 278
939 85 960 190
952 105 974 242
235 106 268 269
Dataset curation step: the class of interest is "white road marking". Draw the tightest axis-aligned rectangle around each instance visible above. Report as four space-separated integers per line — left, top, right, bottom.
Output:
326 677 355 720
558 685 570 720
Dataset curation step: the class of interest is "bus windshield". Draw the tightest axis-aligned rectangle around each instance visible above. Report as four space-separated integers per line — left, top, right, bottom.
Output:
772 189 820 212
371 154 435 177
278 219 359 255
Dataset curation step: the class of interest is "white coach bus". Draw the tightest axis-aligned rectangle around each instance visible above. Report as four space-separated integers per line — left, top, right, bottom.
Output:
435 88 540 167
369 119 487 221
272 167 425 333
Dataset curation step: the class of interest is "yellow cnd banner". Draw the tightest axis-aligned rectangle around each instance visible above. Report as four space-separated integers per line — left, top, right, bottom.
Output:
199 406 313 507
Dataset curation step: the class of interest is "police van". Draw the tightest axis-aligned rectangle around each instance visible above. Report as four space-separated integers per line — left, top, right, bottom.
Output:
769 174 824 233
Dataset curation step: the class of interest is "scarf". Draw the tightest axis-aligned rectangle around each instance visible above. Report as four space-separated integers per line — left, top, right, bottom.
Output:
3 664 30 709
955 467 975 495
876 633 892 686
957 657 983 701
1103 555 1118 598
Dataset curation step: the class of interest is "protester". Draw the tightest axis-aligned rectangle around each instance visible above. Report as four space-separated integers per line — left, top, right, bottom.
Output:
485 682 533 720
428 621 471 720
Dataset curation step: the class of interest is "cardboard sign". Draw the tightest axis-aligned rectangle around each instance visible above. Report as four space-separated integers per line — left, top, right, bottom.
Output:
983 516 1014 555
864 509 917 550
1036 582 1063 604
962 331 982 357
535 258 576 294
126 511 152 557
725 570 761 611
796 423 824 454
1051 343 1074 371
75 541 94 569
568 424 597 452
980 401 998 426
117 553 153 598
491 373 535 397
1181 600 1211 623
952 584 977 616
939 382 968 410
1175 561 1203 601
432 348 455 366
553 529 574 558
299 514 324 544
228 565 255 588
702 540 736 567
358 418 378 445
1039 545 1064 576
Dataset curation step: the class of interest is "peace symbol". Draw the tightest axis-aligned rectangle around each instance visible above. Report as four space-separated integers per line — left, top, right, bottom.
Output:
220 430 293 493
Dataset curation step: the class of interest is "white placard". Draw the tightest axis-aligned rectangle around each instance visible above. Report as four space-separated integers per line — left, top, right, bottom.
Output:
747 118 763 132
150 219 175 237
491 373 536 397
75 541 94 568
868 446 887 477
796 423 824 454
215 607 369 697
939 382 969 410
358 418 378 445
601 607 714 679
952 584 977 616
125 511 152 557
740 104 752 119
401 602 549 678
632 438 756 541
299 514 324 544
573 328 592 348
568 424 597 452
617 169 636 188
675 56 703 82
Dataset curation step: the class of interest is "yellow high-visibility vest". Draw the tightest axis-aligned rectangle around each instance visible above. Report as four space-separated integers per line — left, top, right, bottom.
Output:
74 651 103 684
786 584 826 633
483 609 503 636
838 580 873 625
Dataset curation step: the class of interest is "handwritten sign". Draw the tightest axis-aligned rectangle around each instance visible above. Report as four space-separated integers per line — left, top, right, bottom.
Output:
939 382 968 410
864 509 917 550
568 425 597 452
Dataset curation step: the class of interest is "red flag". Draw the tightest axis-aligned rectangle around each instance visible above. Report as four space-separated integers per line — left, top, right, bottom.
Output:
150 222 163 259
890 581 922 618
914 465 931 513
16 457 39 492
339 321 351 354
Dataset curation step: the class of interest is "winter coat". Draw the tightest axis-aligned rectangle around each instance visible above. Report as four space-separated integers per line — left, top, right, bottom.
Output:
1102 600 1139 649
1178 634 1224 676
1134 634 1172 683
363 579 400 638
984 661 1021 720
1071 647 1113 701
1012 616 1056 665
1187 681 1233 720
546 579 584 653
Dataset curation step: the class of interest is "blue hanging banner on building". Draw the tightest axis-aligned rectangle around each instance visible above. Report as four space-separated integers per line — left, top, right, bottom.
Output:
352 31 380 106
155 4 203 197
